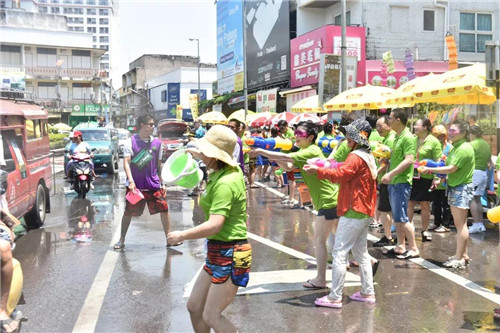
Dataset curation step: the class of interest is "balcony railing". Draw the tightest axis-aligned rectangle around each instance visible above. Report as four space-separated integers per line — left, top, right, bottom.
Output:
25 67 100 80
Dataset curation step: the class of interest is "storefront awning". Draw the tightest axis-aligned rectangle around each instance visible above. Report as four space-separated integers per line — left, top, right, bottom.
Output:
279 86 314 97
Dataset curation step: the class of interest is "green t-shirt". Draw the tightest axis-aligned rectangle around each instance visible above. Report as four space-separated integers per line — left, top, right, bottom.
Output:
495 157 500 195
389 127 416 185
415 134 443 179
344 209 370 219
376 131 396 182
369 129 383 143
331 140 351 162
201 167 248 242
289 144 338 210
446 139 474 187
470 138 491 170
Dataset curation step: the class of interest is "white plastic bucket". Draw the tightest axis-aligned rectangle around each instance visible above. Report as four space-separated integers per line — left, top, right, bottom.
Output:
161 150 203 189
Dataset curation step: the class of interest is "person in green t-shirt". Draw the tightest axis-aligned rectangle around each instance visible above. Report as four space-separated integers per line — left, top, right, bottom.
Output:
372 115 397 247
408 118 443 242
429 124 453 233
168 125 251 333
381 108 419 259
251 121 339 290
420 119 474 269
468 125 492 234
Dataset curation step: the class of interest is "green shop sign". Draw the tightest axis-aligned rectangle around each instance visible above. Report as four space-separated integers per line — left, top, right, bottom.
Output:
72 104 108 116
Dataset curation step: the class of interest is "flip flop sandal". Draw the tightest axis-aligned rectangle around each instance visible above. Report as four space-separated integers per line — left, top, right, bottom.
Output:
396 250 420 260
350 291 376 304
303 279 328 289
1 317 19 333
314 295 342 308
382 248 405 256
166 242 183 248
113 241 124 250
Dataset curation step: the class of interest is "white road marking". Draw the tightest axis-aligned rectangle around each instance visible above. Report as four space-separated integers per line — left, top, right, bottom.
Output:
259 181 500 305
72 212 122 333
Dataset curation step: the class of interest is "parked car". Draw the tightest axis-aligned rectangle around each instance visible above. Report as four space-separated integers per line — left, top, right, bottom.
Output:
117 128 131 157
1 99 52 229
157 120 188 162
65 127 120 174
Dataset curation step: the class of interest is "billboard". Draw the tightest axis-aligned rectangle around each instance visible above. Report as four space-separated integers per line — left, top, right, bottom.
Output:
245 0 289 89
0 67 26 91
256 88 278 113
318 55 357 105
190 89 207 101
290 25 366 88
217 0 244 95
167 83 180 117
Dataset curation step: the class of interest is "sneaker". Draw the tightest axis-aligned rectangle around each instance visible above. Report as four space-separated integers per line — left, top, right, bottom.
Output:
443 257 466 269
468 223 486 234
369 221 380 229
373 236 396 247
434 225 450 233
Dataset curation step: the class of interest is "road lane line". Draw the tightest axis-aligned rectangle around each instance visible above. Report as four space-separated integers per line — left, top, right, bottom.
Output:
72 216 122 332
258 181 500 305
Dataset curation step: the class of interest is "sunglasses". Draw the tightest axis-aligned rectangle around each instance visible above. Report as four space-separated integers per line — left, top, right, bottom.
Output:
448 128 460 133
294 129 309 138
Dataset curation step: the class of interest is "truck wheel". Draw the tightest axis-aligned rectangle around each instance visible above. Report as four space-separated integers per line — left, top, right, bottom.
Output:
25 184 47 229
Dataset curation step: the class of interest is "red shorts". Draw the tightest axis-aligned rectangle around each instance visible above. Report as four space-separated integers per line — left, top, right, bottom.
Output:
124 188 168 217
286 171 295 181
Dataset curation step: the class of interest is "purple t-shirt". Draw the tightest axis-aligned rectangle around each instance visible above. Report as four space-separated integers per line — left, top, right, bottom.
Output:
128 135 162 190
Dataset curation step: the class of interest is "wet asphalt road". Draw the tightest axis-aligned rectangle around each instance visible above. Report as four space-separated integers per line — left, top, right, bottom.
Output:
10 159 500 332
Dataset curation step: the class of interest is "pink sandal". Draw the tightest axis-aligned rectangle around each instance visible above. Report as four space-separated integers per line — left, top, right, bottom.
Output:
314 295 342 308
350 291 376 304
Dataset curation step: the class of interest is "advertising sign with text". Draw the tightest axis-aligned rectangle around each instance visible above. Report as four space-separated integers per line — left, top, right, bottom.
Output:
256 88 278 113
318 54 358 105
167 82 180 117
290 25 366 88
245 0 289 89
217 0 244 80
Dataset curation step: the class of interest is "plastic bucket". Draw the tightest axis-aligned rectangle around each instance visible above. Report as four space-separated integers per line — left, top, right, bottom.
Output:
161 150 203 189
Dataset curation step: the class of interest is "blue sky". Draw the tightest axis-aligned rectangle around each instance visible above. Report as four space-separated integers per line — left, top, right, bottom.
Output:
115 0 217 85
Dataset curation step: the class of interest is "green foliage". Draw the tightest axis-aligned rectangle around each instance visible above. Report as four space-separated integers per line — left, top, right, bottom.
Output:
49 133 68 149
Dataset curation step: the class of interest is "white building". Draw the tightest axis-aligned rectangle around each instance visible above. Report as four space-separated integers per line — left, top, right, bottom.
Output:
9 0 117 79
0 8 106 123
296 0 499 63
147 67 217 121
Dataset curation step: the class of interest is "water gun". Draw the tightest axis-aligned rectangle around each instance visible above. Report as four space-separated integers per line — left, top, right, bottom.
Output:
318 136 344 150
417 159 446 178
306 157 344 169
245 137 293 151
243 146 251 154
370 142 391 159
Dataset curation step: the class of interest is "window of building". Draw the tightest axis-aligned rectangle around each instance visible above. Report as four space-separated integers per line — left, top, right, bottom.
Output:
101 63 109 69
0 1 6 8
459 12 492 53
87 0 95 4
39 6 48 12
101 54 109 60
63 0 71 3
63 7 72 13
334 11 350 26
72 82 91 99
99 36 109 43
87 8 96 15
93 36 97 42
50 6 60 13
161 90 167 102
74 0 83 4
38 82 57 99
99 45 109 51
1 45 21 65
72 49 91 68
99 0 108 5
87 27 96 33
99 8 108 15
423 10 435 31
74 7 83 14
74 27 84 32
37 47 57 67
99 18 108 25
99 27 109 33
87 18 96 24
39 0 47 3
76 17 84 23
50 0 59 3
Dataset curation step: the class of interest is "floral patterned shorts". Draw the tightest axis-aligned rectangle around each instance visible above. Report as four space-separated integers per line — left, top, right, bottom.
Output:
124 188 169 217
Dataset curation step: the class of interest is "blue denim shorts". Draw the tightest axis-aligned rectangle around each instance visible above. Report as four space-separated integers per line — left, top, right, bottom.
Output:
448 183 474 209
388 183 411 223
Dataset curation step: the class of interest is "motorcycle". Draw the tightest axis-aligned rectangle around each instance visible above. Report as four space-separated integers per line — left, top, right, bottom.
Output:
66 149 96 199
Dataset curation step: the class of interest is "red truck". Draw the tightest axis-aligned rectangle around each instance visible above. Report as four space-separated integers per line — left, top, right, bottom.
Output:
1 99 52 229
157 119 188 162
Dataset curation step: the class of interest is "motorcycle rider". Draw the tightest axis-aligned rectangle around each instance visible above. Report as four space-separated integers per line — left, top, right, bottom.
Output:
66 130 95 190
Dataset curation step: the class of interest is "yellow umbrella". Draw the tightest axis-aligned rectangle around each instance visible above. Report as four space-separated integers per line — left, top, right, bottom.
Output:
291 95 326 113
412 63 496 105
228 109 256 123
324 85 399 111
198 111 227 124
385 73 439 107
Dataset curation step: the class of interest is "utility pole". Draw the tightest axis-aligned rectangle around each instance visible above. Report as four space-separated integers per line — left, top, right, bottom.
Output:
341 0 347 93
189 38 201 111
485 40 500 154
